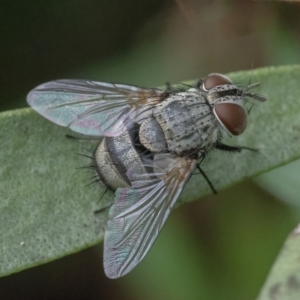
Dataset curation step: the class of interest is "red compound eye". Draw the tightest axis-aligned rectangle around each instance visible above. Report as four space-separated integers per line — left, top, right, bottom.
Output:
203 73 232 90
214 103 247 136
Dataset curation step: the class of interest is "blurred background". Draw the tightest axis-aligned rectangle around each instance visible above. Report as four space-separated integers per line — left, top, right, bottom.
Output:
1 0 300 299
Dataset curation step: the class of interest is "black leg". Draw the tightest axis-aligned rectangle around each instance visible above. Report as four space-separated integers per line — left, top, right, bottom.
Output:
165 82 172 92
197 164 217 195
164 82 178 96
215 141 257 153
164 82 189 95
93 186 115 214
195 79 203 89
66 134 101 141
93 202 113 214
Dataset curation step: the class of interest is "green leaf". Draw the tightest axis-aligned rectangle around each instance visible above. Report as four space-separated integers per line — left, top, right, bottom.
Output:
257 224 300 300
0 65 300 278
256 159 300 209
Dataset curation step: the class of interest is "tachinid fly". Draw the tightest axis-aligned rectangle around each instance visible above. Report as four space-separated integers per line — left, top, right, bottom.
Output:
27 73 266 278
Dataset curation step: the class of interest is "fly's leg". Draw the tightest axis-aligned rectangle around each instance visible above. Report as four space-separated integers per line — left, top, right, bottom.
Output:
94 188 114 214
65 134 101 141
192 152 217 195
215 141 257 153
164 82 190 95
93 202 113 214
195 79 203 89
197 164 217 195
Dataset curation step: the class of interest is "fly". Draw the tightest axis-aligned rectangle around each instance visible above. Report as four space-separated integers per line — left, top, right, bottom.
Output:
27 73 266 278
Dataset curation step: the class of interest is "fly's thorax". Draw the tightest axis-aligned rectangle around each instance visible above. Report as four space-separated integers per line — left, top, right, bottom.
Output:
149 89 218 155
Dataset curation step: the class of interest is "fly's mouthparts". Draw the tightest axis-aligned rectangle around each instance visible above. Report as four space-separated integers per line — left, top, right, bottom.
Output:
245 82 261 90
244 82 267 102
245 92 267 102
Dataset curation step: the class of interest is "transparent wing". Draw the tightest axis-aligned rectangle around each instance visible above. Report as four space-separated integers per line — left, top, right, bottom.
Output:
104 155 197 278
27 79 164 136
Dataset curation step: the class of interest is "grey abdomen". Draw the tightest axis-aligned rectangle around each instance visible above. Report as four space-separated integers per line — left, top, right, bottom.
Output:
94 126 152 191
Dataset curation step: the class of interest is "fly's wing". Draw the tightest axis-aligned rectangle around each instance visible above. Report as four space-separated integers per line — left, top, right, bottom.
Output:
27 79 164 136
104 155 197 278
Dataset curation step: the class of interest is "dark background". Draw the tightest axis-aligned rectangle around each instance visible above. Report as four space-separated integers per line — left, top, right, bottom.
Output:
1 0 300 299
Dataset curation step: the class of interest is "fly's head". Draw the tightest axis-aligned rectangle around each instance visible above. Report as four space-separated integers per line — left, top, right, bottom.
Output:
202 73 266 137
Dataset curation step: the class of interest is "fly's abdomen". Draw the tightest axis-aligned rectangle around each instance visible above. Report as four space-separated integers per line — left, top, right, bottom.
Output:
94 138 130 191
93 124 153 191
